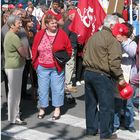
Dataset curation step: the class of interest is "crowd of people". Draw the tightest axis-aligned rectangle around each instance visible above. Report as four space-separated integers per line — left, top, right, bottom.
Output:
1 0 139 139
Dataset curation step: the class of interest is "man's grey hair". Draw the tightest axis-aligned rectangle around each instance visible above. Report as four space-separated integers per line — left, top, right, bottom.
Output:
103 15 119 28
7 15 21 28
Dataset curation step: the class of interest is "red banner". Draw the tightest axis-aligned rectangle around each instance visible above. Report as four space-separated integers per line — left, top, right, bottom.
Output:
69 0 106 44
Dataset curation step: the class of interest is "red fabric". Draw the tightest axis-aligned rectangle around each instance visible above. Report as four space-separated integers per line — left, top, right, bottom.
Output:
68 9 76 16
124 0 129 5
36 22 41 31
32 29 72 73
8 4 15 9
69 0 106 44
18 3 23 8
122 9 129 21
46 10 62 21
112 23 128 36
118 83 133 99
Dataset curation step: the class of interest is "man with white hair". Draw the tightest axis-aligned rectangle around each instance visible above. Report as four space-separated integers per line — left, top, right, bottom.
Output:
83 15 126 139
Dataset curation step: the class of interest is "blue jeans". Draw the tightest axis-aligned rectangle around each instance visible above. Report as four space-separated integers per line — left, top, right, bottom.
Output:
114 98 135 128
36 65 64 108
114 98 123 128
124 98 135 127
131 84 139 109
84 70 115 138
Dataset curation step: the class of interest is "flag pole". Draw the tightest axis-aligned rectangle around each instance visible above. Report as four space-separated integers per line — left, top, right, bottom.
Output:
129 0 133 24
114 0 118 12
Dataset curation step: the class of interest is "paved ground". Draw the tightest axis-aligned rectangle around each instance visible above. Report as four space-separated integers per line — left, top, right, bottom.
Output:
1 80 139 140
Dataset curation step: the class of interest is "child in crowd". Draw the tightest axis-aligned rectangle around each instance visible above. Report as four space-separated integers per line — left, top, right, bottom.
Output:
112 23 137 133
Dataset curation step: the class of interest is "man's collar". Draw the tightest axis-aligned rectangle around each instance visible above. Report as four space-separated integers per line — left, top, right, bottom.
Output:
102 26 112 33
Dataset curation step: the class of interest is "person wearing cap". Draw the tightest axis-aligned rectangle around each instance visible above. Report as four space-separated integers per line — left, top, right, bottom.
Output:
83 15 125 139
63 8 77 103
2 4 8 13
41 0 64 29
17 3 23 9
8 4 15 10
112 23 137 133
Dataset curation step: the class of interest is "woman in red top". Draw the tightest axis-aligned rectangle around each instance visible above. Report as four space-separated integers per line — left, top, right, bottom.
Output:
32 14 72 120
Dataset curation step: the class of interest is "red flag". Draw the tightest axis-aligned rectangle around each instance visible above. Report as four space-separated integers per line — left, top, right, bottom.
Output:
69 0 106 44
122 0 129 21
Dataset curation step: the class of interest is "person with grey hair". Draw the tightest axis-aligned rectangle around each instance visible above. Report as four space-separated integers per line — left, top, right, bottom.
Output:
1 8 31 100
83 15 126 139
103 14 119 28
1 9 22 40
6 15 21 27
4 15 28 125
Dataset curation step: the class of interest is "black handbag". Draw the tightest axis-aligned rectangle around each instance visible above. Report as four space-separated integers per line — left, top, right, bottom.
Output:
46 29 70 66
54 50 70 66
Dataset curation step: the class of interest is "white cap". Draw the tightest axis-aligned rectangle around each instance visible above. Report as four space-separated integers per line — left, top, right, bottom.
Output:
2 4 8 9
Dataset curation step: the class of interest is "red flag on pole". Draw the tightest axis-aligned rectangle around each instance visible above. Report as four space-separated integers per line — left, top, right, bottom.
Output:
69 0 106 44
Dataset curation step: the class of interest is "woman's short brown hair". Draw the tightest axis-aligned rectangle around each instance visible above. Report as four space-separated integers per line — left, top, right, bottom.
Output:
21 16 32 28
44 14 57 24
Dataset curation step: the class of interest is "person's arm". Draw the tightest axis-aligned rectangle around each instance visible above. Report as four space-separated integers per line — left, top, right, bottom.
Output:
122 40 137 57
41 14 46 29
17 28 30 58
12 35 29 58
108 38 126 86
17 45 28 58
31 31 41 65
63 20 77 49
63 20 70 36
64 33 72 57
58 18 64 26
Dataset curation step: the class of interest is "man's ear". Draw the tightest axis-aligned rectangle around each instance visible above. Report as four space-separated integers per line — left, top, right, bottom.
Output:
110 24 114 30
